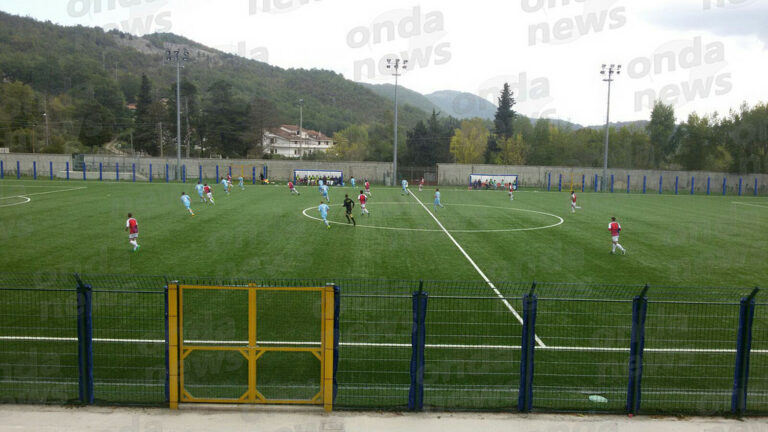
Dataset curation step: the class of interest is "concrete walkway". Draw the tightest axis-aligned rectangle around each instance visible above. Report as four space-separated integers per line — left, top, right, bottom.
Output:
0 405 764 432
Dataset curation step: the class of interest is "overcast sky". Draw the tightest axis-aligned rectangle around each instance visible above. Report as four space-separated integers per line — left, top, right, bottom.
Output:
1 0 766 126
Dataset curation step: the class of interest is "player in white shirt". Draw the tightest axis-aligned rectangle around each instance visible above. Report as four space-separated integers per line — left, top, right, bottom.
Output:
180 192 195 216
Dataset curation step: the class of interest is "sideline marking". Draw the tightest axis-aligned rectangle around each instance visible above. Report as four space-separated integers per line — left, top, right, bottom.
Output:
301 202 563 233
408 192 546 347
732 202 768 209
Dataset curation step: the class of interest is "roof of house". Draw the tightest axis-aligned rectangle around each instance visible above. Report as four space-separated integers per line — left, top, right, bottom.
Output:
266 125 332 142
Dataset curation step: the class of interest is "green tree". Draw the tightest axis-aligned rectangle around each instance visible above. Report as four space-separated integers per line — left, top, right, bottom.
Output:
646 100 677 167
450 118 488 164
203 80 246 157
676 113 714 171
486 83 517 163
496 134 526 165
332 124 369 161
133 74 156 154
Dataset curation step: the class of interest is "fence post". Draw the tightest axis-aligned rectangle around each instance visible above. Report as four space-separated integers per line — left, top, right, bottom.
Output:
626 284 649 415
167 281 179 409
643 176 647 194
547 173 551 191
17 161 20 179
229 166 232 177
252 166 256 185
1 160 3 178
732 288 759 416
75 274 94 405
627 175 630 193
165 164 169 183
755 178 759 196
610 174 614 193
723 177 727 195
333 284 340 405
33 161 37 179
116 162 119 181
691 176 695 195
82 161 86 181
581 174 585 192
66 161 69 180
132 163 136 182
518 282 538 413
216 165 219 180
198 165 202 182
675 176 679 195
50 161 53 180
558 174 562 192
659 175 663 194
739 178 743 196
408 281 428 411
99 162 102 181
408 282 428 410
182 165 186 183
707 177 711 195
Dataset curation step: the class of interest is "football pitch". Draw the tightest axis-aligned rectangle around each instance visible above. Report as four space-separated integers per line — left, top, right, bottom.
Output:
1 179 767 412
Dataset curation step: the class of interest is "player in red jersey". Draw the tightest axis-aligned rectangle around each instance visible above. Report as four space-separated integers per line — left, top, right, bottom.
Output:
203 183 215 205
609 217 626 255
288 181 299 195
570 191 581 213
364 180 371 197
419 177 425 192
358 190 370 216
125 213 140 252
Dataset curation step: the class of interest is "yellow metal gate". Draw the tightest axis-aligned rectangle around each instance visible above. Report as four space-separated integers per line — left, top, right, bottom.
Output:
168 283 334 411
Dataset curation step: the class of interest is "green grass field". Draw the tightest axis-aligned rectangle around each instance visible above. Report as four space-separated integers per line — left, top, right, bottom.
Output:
1 179 766 285
1 178 767 413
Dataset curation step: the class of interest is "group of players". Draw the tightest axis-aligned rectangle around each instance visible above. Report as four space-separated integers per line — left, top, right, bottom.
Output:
124 175 625 255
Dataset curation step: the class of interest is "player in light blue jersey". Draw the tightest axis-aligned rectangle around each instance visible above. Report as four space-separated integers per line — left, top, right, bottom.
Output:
350 177 356 188
195 181 205 203
434 188 445 211
180 192 195 216
401 178 409 195
321 184 330 202
318 178 324 192
238 175 245 190
318 201 330 229
220 177 230 196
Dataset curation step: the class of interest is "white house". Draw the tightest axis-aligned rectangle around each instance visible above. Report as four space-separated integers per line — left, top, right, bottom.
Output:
262 125 334 158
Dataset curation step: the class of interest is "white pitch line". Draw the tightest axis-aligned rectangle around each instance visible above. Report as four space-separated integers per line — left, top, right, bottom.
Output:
3 335 767 354
407 192 546 348
732 202 768 209
0 186 87 201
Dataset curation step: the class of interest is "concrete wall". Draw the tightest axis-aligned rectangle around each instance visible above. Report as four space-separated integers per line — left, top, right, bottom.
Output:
0 153 394 184
437 163 768 195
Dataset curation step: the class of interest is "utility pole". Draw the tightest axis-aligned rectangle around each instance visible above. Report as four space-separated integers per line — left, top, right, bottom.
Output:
386 58 407 186
166 48 190 180
298 98 304 159
600 64 620 191
185 97 191 158
159 122 163 158
43 97 50 149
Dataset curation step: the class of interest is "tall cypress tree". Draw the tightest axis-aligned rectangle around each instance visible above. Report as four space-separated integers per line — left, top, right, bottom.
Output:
133 74 155 154
487 83 517 163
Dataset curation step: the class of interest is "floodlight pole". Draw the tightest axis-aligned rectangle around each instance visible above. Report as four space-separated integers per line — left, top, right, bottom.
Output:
166 48 189 181
387 58 407 187
600 64 620 192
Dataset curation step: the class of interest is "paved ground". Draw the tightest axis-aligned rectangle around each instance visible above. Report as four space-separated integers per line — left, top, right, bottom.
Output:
1 405 765 432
